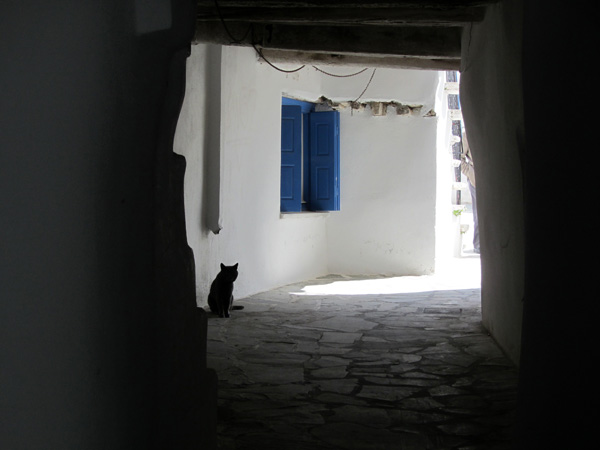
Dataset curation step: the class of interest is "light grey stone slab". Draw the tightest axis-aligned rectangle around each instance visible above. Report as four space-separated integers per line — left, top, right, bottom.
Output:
341 350 386 361
403 371 441 380
418 341 460 354
307 355 350 368
304 316 378 332
418 361 470 376
315 345 352 356
255 342 298 353
392 353 423 363
295 341 321 354
314 378 358 394
420 352 477 367
389 363 417 374
310 366 348 379
319 331 362 344
361 336 388 343
357 386 419 401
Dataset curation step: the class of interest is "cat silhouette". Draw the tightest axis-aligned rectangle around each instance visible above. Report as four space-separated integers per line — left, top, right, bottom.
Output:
207 263 242 318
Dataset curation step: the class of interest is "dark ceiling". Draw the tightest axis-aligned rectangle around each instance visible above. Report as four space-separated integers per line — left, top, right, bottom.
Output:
194 1 497 70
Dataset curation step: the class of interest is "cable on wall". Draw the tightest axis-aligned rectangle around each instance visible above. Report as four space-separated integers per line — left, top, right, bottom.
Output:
213 0 252 45
312 66 369 78
354 68 377 103
252 43 306 73
212 0 377 104
214 0 305 73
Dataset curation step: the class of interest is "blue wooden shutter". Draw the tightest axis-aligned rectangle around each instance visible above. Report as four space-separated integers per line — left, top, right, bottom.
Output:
280 105 302 212
309 110 340 211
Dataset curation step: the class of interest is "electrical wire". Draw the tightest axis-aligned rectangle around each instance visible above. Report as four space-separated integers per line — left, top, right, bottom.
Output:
354 68 377 102
213 0 252 44
214 0 305 72
312 66 369 78
252 43 306 73
212 0 377 100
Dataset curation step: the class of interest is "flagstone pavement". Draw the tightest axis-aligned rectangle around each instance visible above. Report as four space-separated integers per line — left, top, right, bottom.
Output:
205 257 519 449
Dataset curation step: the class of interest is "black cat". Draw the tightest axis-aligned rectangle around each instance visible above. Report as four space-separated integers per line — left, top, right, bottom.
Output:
207 263 242 318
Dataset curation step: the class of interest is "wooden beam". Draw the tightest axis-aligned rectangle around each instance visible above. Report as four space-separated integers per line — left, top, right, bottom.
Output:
259 48 461 70
263 23 461 58
194 22 462 59
197 1 497 7
197 6 486 27
194 21 254 45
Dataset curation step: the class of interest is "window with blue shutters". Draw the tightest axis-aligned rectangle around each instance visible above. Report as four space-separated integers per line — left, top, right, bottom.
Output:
280 98 340 212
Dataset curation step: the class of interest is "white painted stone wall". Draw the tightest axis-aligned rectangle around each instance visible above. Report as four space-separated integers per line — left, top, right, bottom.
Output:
176 45 328 303
175 45 450 304
325 109 438 275
319 66 439 106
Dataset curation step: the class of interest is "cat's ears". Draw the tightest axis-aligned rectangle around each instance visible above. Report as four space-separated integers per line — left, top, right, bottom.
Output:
220 262 239 269
233 263 238 269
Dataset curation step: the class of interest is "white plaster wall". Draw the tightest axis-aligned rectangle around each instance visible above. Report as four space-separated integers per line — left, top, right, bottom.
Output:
320 68 444 276
176 45 329 304
325 109 438 276
320 66 439 109
176 45 448 303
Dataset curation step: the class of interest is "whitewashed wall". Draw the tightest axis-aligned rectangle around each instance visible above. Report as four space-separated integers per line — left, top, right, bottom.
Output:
321 69 452 275
175 45 446 304
325 109 438 275
320 66 440 106
176 45 328 303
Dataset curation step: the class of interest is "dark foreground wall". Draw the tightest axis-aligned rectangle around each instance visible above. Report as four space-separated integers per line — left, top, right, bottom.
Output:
460 0 525 366
461 0 594 448
517 1 594 447
1 1 215 448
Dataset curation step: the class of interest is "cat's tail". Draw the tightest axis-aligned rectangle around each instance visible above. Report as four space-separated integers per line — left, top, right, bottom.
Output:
232 305 244 310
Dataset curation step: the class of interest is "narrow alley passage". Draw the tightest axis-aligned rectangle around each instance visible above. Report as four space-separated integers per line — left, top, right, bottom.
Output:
205 257 517 449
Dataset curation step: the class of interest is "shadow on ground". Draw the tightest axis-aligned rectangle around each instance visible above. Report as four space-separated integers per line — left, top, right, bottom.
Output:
206 273 518 450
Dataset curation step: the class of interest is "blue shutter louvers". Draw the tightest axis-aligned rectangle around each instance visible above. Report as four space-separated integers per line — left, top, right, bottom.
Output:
309 110 340 211
280 105 302 212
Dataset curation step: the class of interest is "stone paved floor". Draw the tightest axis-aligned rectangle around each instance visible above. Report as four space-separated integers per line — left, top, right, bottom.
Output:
205 257 519 449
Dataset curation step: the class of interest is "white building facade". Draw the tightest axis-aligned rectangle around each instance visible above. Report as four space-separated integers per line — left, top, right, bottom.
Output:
175 44 461 304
